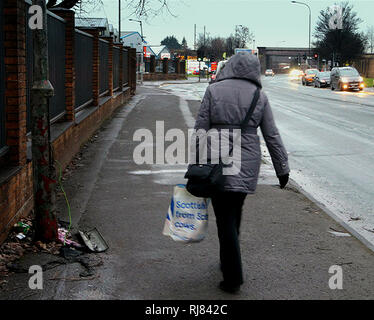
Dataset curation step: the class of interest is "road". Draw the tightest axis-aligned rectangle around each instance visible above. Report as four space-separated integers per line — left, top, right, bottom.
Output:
160 75 374 249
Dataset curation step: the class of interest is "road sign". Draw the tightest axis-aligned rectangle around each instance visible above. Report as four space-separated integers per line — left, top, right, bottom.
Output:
235 48 256 55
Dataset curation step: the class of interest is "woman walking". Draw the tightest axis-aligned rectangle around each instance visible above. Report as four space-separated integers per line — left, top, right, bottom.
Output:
193 52 290 293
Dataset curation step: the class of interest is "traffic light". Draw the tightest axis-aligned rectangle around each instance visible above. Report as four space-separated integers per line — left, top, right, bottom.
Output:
303 54 307 61
314 53 319 60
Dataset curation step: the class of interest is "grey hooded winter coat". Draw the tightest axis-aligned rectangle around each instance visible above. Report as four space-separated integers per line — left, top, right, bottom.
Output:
194 52 290 194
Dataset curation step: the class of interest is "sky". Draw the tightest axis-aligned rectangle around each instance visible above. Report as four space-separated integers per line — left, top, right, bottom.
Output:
82 0 374 48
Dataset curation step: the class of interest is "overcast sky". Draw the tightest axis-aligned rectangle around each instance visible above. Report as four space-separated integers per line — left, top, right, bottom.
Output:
83 0 374 48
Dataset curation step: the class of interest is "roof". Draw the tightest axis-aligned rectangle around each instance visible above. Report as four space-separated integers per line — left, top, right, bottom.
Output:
149 45 169 56
75 18 108 29
120 31 147 44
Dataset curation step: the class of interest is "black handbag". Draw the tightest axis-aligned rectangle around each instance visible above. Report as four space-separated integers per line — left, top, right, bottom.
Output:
184 88 261 198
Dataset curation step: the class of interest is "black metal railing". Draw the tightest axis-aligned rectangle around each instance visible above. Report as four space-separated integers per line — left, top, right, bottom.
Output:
99 39 109 95
0 0 5 149
168 59 177 74
123 49 128 86
25 1 33 133
26 8 66 131
75 30 93 110
47 12 66 122
113 47 120 91
155 60 163 72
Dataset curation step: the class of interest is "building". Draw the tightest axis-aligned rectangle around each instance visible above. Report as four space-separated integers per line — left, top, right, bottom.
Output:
75 18 119 42
149 45 171 60
121 31 147 53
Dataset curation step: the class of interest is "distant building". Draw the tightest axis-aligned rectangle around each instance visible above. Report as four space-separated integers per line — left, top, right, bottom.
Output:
75 18 119 42
75 18 110 36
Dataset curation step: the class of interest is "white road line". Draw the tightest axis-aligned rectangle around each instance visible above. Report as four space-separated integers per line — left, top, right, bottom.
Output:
178 96 196 128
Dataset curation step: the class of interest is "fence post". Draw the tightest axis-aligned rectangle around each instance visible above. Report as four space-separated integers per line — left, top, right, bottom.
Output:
180 60 186 75
162 58 169 74
3 0 27 166
51 8 75 122
101 36 113 96
128 48 137 94
150 55 156 73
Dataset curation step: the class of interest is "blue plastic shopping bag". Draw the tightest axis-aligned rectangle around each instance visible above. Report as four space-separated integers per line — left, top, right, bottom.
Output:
163 184 209 243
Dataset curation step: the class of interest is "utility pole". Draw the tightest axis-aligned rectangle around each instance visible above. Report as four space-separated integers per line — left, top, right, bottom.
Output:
129 19 144 84
119 0 121 42
31 0 58 241
194 24 197 51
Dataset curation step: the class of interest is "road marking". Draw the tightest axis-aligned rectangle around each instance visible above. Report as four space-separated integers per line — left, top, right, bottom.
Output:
128 169 187 175
178 96 196 128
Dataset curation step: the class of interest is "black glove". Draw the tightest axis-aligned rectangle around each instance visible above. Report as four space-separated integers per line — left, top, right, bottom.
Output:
278 174 289 189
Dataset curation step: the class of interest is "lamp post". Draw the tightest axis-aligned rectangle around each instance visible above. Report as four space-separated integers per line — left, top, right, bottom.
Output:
291 1 311 66
129 19 144 84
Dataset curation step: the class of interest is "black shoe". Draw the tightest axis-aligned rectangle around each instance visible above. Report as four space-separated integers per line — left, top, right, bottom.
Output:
219 281 240 294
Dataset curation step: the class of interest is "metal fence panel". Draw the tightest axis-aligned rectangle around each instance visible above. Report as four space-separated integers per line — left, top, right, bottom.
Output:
75 30 93 109
26 9 66 130
122 49 128 86
0 0 5 149
168 59 176 74
155 60 163 72
113 47 120 90
99 40 109 94
26 2 33 132
47 13 66 121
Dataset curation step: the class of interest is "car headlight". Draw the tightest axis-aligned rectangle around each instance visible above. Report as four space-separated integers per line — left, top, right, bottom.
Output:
359 76 363 82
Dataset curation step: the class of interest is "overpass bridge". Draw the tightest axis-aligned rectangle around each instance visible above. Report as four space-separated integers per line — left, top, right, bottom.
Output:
258 47 317 74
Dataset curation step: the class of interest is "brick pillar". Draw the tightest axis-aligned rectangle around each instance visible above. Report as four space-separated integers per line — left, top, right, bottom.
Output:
150 55 155 73
3 0 27 166
51 8 75 121
101 37 113 96
162 58 169 74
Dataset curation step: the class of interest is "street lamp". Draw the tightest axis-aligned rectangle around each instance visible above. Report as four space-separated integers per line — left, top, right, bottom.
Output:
129 19 144 84
129 19 143 41
291 1 311 65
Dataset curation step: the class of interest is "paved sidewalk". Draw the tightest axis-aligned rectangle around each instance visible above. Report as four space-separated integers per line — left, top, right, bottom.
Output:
1 84 374 300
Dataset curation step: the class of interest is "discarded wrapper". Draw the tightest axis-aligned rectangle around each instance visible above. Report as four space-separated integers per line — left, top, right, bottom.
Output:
58 228 83 248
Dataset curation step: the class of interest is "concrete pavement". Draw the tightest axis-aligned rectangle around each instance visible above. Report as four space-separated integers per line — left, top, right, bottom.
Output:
1 83 374 300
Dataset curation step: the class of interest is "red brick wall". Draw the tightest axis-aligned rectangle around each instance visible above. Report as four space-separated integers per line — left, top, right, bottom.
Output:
0 3 136 244
0 0 30 244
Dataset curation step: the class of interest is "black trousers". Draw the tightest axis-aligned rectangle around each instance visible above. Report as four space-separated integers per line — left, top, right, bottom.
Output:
211 191 247 286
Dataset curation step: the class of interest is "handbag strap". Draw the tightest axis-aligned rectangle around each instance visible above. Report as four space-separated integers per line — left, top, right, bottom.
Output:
241 87 260 129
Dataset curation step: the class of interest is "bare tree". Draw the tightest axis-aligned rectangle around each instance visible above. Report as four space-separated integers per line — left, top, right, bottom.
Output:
47 0 175 19
234 25 254 48
365 26 374 54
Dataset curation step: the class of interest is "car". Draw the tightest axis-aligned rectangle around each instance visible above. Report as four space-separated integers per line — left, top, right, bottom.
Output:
265 69 275 77
302 68 319 86
330 66 365 91
289 69 304 81
314 71 331 88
